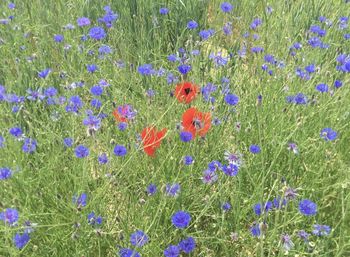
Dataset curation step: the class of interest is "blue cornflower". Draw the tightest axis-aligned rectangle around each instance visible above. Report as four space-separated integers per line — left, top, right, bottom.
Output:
249 144 261 154
221 202 231 211
147 183 157 195
22 138 37 153
281 234 294 251
0 208 19 225
183 155 194 165
91 98 102 109
9 127 23 138
334 80 343 88
199 29 215 40
320 128 337 141
98 45 112 56
89 27 106 40
159 7 169 15
224 94 239 105
87 64 98 73
209 52 229 67
77 17 90 27
164 245 180 257
251 46 264 53
38 68 51 79
254 202 273 215
187 20 198 29
223 163 239 176
44 87 57 97
75 145 89 158
0 167 12 180
165 183 181 197
138 64 154 76
250 224 261 237
167 54 178 62
202 169 218 184
312 224 331 236
250 18 263 30
83 112 101 131
178 64 191 75
66 95 83 113
90 85 103 96
98 6 119 28
54 34 64 43
220 2 233 13
171 210 191 229
179 236 196 254
297 230 310 241
273 197 287 209
8 3 16 9
118 122 128 131
223 22 233 35
13 233 30 249
98 153 108 164
73 193 87 208
180 131 192 142
114 145 127 157
87 212 103 225
119 248 141 257
315 83 328 93
63 137 73 148
130 230 149 247
298 199 317 216
294 93 308 104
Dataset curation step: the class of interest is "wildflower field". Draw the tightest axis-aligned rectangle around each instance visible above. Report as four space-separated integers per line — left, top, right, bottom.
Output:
1 0 350 256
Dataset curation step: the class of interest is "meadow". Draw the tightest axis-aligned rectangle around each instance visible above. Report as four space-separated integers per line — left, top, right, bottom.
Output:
0 0 350 256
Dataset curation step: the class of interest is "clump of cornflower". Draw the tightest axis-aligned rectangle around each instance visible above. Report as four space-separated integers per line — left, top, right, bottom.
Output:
159 7 169 15
89 26 106 40
281 234 294 251
138 64 155 76
77 17 90 27
165 183 181 197
199 29 215 40
22 138 37 153
299 199 317 216
183 155 194 165
221 202 231 212
113 145 127 157
179 236 196 254
13 233 30 249
249 144 261 154
130 230 149 247
73 193 87 208
202 169 218 184
209 52 229 67
38 68 51 79
250 18 263 30
0 167 12 180
83 110 102 134
98 153 108 164
0 208 19 225
171 210 191 229
223 163 239 176
220 2 233 13
312 224 331 236
63 137 73 148
66 95 83 113
98 5 119 28
75 145 89 158
87 212 102 226
180 131 192 142
253 201 273 215
187 20 198 29
320 128 337 141
147 183 157 196
164 245 180 257
119 248 140 257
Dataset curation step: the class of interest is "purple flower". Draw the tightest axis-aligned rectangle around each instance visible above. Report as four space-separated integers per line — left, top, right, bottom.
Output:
249 144 261 154
281 234 294 251
54 34 64 43
98 153 108 164
250 224 261 237
224 94 239 105
89 27 106 40
178 64 191 75
73 193 87 208
9 127 23 138
119 248 141 257
221 202 231 211
63 137 73 148
87 64 98 73
90 85 103 96
0 167 12 180
183 155 194 165
171 210 191 229
13 233 30 249
202 169 218 184
179 236 196 253
187 20 198 29
315 83 329 93
147 183 157 195
77 17 91 27
138 64 154 76
223 163 239 176
164 245 180 257
320 128 337 141
220 2 233 13
199 29 215 40
298 199 317 216
113 145 127 157
159 7 169 15
312 224 331 236
0 208 19 225
75 145 89 158
22 138 37 153
297 230 310 241
130 230 149 247
250 18 263 30
165 183 181 197
38 68 51 79
180 131 192 142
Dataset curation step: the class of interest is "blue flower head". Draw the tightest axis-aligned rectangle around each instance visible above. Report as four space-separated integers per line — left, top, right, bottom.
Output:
13 233 30 249
183 155 194 165
73 193 87 208
130 230 149 247
77 17 91 27
164 245 180 257
38 68 51 79
180 131 192 142
159 7 169 15
0 167 12 180
171 210 191 229
312 224 331 236
165 183 181 197
315 83 329 93
249 144 261 154
0 208 19 225
114 145 127 157
75 145 89 158
320 128 337 141
225 94 239 105
187 20 198 29
89 26 106 40
179 236 196 253
299 199 317 216
220 2 233 13
22 138 37 153
98 153 108 164
119 248 141 257
178 64 191 75
147 183 157 195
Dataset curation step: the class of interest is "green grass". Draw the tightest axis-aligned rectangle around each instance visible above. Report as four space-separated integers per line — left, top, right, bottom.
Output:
0 0 350 256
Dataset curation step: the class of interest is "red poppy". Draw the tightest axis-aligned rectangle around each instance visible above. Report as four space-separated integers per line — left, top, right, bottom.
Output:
182 107 211 139
174 82 199 104
141 126 167 157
